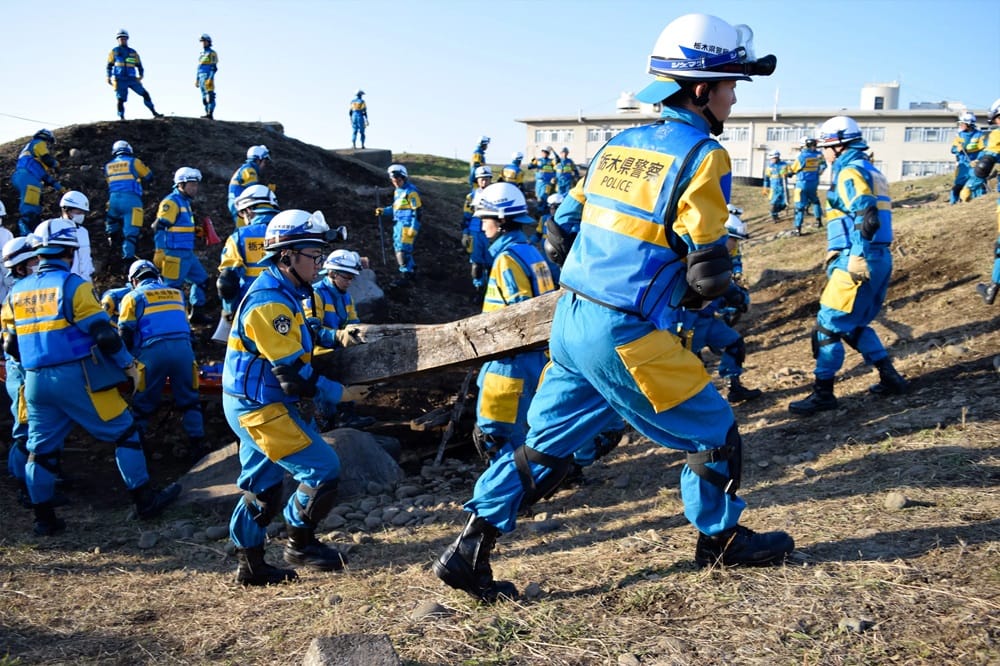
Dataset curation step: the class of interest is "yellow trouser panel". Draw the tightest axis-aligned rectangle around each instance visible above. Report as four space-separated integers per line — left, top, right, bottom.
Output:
479 373 524 424
130 207 144 228
238 402 312 462
24 185 41 207
819 268 862 313
401 227 418 244
87 387 129 421
615 329 710 414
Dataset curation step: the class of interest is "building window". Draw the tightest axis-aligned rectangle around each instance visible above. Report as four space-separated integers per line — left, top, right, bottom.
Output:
766 126 810 142
560 129 574 143
720 126 748 142
874 96 884 110
534 130 545 143
862 127 885 143
901 161 953 177
904 127 955 142
730 158 749 177
586 127 621 143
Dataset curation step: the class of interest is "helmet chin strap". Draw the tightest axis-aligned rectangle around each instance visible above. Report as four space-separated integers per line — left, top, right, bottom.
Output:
687 82 725 136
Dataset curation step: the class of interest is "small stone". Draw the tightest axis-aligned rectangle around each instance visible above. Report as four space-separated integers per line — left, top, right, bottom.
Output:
756 460 769 469
803 467 818 477
204 525 228 540
323 513 347 529
527 519 562 535
366 481 385 495
612 475 630 489
93 546 101 555
944 344 968 358
617 653 641 666
325 594 342 606
364 515 383 530
838 617 873 633
523 582 542 599
884 492 908 511
410 600 451 621
395 485 421 499
137 531 159 549
69 148 81 158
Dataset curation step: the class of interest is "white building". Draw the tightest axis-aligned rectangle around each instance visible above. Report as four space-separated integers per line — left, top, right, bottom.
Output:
517 83 981 183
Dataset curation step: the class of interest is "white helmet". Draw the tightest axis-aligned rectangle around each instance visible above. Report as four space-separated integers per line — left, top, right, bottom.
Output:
264 210 330 254
112 140 133 156
768 150 780 159
247 145 271 161
547 193 565 206
725 213 749 240
958 111 976 126
727 204 743 216
816 116 863 148
636 13 775 103
59 190 90 212
2 236 37 268
388 164 408 179
473 183 534 224
235 184 279 212
474 165 492 180
479 136 491 145
511 151 524 161
323 249 362 276
990 98 1000 123
173 167 202 185
0 200 6 217
116 28 129 39
128 258 159 283
33 218 79 255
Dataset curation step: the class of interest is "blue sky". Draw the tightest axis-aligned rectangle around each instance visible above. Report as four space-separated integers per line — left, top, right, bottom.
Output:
1 0 996 164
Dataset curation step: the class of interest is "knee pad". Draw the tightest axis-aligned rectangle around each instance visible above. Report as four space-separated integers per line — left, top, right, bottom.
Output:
811 327 839 359
513 445 573 510
243 482 284 529
842 327 862 351
293 479 340 527
723 337 746 367
685 424 743 497
994 239 1000 259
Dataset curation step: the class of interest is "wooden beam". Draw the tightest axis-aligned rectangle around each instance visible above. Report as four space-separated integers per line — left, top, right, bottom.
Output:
314 289 562 385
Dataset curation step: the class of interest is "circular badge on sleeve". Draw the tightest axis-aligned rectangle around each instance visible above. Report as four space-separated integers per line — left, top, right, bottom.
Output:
273 315 292 335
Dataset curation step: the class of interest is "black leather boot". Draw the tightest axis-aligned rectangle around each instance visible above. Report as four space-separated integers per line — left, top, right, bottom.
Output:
33 501 66 536
788 378 837 415
131 482 182 520
869 358 910 395
236 546 298 586
283 525 347 571
977 282 998 305
433 513 519 603
695 524 794 567
727 376 763 403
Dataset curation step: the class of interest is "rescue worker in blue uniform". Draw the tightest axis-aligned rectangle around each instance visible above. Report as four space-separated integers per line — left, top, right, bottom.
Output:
950 112 985 204
469 136 490 185
101 283 132 326
222 209 352 586
118 260 205 461
527 147 556 215
104 140 153 272
9 218 179 535
378 164 422 286
524 193 563 285
788 116 910 416
789 137 825 234
228 146 272 223
433 14 793 603
974 98 1000 305
463 166 493 298
3 236 40 508
197 34 218 120
218 185 281 322
305 249 363 348
11 129 62 236
106 29 163 120
154 167 211 325
349 90 368 149
763 150 788 223
555 147 581 196
501 151 526 193
467 183 557 464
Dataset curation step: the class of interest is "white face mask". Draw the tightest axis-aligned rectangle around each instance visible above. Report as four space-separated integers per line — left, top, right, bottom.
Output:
26 264 38 276
69 213 85 226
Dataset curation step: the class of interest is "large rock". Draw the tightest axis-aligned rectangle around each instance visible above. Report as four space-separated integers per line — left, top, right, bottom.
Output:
176 429 403 509
347 268 386 322
302 634 400 666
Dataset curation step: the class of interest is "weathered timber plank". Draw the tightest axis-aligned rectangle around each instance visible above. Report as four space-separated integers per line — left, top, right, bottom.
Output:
314 289 562 384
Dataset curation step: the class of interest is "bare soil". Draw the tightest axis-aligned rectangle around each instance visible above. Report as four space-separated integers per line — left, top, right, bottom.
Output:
0 121 998 665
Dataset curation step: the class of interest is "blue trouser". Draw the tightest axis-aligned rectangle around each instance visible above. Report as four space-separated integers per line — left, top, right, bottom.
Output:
950 163 970 204
107 191 144 259
769 184 787 219
794 184 823 229
11 168 44 236
132 338 204 439
197 72 215 114
475 350 548 458
556 177 573 196
814 246 892 379
468 222 490 289
534 178 553 212
114 78 155 109
392 219 419 274
157 249 209 307
993 230 1000 284
224 394 341 549
6 359 28 482
25 362 148 504
466 293 745 535
691 317 744 378
351 116 365 146
572 414 627 467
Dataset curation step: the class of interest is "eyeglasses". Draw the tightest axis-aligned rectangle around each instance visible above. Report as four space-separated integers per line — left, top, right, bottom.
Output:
295 251 325 266
332 271 356 280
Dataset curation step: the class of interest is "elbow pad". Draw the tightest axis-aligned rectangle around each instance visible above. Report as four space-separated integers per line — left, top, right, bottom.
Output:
860 206 880 241
271 362 317 398
3 334 20 362
543 222 577 267
216 268 240 300
973 154 996 179
89 320 124 355
685 245 733 301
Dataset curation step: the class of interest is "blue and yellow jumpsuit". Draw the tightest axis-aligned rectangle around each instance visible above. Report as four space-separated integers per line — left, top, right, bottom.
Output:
222 264 345 549
154 187 209 310
390 181 422 275
812 143 895 379
465 107 745 536
980 127 1000 288
469 143 487 185
10 258 150 506
104 153 153 261
555 156 580 196
118 278 204 445
528 155 556 212
789 147 825 231
197 46 218 117
474 230 556 461
462 187 491 291
11 138 60 236
349 95 367 148
100 284 132 325
227 159 265 223
502 159 525 193
306 276 360 347
950 127 985 204
106 45 159 119
3 269 33 494
764 159 789 221
217 212 276 318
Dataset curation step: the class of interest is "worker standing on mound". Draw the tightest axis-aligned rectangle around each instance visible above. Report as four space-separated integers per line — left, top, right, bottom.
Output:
196 34 219 119
106 29 164 120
